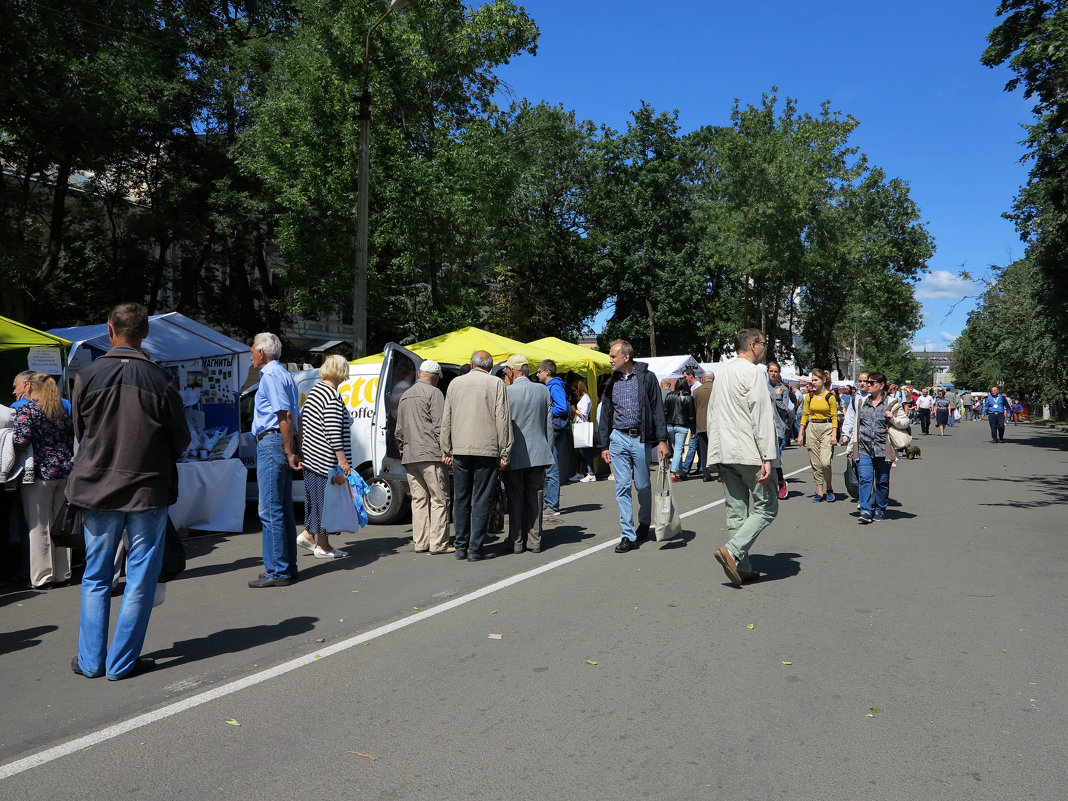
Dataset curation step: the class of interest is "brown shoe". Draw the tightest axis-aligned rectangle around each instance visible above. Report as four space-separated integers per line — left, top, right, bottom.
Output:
739 570 760 583
430 546 457 555
714 545 742 586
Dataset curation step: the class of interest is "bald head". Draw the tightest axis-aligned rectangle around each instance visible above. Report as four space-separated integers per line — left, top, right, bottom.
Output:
471 350 493 371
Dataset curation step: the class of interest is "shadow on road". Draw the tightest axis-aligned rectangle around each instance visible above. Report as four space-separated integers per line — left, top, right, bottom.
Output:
749 551 802 582
658 529 697 549
148 615 318 670
0 625 59 656
962 473 1068 509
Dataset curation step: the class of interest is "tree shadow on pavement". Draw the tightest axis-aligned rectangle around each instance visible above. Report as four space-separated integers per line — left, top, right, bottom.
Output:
0 625 58 657
961 473 1068 509
148 615 318 670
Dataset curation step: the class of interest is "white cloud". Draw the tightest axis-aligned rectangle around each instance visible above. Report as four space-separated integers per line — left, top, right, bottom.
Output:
915 270 981 300
940 331 957 343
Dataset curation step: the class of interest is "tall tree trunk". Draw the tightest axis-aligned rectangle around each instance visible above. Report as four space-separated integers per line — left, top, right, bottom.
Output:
36 159 72 282
645 297 657 357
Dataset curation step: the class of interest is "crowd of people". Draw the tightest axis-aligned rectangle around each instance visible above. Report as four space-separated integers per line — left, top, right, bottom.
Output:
3 311 1030 678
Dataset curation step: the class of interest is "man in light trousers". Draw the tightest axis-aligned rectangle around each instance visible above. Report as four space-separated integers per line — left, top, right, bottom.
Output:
707 328 779 587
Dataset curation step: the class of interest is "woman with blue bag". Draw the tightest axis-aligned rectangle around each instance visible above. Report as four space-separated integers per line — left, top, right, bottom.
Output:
296 355 354 558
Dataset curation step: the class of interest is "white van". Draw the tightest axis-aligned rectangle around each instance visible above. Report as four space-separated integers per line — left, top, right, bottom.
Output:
240 344 464 524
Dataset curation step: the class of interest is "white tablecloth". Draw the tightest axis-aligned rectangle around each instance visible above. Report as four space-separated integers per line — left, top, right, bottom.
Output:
170 459 247 532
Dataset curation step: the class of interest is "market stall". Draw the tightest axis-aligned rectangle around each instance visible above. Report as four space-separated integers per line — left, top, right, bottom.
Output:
49 313 250 532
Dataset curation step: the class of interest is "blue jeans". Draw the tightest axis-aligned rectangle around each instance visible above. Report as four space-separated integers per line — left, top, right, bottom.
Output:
667 425 688 473
451 454 498 555
609 430 652 541
77 507 168 679
543 426 568 512
857 452 891 515
258 433 298 579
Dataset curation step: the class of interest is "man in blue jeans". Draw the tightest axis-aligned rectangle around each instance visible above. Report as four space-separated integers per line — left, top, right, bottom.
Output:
538 360 571 515
597 341 669 553
249 332 303 587
68 303 189 680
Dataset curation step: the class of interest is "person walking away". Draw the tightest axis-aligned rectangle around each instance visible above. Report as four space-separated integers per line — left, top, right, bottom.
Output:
597 340 669 553
537 360 570 515
664 378 696 481
915 388 933 435
707 329 779 586
395 360 453 554
296 354 353 559
248 332 303 587
440 351 512 561
767 361 794 499
568 379 597 482
934 389 950 436
983 386 1010 443
797 369 838 502
501 356 553 553
851 372 910 523
68 303 189 679
682 371 714 482
13 373 74 589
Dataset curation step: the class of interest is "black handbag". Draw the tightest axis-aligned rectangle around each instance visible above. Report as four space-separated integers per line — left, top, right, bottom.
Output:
50 501 84 550
843 456 860 500
159 517 186 583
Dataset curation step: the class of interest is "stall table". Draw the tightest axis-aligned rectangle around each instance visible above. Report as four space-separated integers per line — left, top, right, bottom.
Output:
170 459 247 533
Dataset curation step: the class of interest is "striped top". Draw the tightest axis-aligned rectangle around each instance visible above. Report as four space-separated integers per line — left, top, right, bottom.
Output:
298 381 353 478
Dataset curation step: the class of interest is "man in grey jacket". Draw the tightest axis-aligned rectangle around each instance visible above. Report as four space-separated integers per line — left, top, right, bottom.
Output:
440 350 512 562
501 355 553 554
69 303 189 680
395 360 453 554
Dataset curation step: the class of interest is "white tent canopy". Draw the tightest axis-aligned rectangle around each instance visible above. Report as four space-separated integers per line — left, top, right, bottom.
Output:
50 312 250 364
636 355 703 383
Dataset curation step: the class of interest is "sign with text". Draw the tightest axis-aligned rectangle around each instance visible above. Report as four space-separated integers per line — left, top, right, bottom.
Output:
26 347 64 375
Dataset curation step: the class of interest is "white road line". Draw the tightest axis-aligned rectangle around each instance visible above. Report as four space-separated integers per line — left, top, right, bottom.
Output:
0 462 811 781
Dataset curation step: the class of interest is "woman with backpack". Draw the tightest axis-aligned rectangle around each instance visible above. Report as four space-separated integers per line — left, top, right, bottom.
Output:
797 369 838 502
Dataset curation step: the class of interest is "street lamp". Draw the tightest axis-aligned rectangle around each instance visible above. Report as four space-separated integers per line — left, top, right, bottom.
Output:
352 0 412 358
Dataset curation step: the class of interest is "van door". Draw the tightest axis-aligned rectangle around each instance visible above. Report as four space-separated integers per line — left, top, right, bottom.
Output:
365 343 422 524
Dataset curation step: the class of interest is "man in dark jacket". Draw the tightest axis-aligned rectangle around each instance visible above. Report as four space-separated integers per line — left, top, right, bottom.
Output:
69 303 189 680
598 340 669 553
537 359 570 516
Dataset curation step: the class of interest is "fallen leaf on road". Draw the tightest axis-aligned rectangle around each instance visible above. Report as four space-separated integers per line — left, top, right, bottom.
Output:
225 718 241 726
865 707 884 717
747 624 755 629
348 751 377 760
667 603 677 607
586 659 598 666
490 610 498 615
781 661 793 666
488 633 502 639
315 638 325 643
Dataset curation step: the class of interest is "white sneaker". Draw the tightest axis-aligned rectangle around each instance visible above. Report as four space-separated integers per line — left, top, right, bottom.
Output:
296 535 316 552
608 474 615 481
580 474 597 482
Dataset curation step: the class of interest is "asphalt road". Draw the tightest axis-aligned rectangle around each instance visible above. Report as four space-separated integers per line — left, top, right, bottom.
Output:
1 419 1065 801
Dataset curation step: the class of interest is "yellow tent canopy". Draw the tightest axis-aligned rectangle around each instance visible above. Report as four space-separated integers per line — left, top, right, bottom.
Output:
354 326 590 375
0 315 72 353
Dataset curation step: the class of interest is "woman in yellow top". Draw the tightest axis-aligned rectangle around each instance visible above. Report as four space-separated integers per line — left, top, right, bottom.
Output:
797 369 838 502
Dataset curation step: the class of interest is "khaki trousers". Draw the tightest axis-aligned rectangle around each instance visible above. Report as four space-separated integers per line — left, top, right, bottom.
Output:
804 419 835 491
406 461 449 552
21 479 71 588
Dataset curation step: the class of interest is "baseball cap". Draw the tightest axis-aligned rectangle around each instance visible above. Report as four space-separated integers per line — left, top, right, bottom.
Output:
505 354 528 371
419 359 442 375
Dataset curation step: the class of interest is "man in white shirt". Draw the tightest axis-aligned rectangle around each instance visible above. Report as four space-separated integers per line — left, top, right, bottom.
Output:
706 329 779 587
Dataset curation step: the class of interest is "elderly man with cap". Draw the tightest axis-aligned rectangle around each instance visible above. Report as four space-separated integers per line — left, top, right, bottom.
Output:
395 359 454 554
501 355 553 554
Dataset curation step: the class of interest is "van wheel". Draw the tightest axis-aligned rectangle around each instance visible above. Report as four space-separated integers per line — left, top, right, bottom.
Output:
364 477 405 525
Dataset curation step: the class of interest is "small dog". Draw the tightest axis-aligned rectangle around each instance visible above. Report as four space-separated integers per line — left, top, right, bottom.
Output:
904 445 922 460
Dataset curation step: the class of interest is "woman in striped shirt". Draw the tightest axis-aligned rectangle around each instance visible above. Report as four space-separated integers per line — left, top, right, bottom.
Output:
297 355 354 558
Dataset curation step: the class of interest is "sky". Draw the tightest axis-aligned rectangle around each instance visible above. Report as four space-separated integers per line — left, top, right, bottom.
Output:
487 0 1032 352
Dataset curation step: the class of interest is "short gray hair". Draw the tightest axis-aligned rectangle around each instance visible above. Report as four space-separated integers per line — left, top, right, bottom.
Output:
253 332 282 360
471 350 493 370
610 339 634 359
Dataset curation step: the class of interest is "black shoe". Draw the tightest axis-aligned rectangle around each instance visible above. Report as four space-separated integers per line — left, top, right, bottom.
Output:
635 523 650 542
454 549 467 560
467 551 496 562
108 656 156 681
71 656 96 678
248 575 296 588
614 537 636 553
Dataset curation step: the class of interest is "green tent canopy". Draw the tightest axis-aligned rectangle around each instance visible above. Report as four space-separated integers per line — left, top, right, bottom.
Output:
0 315 72 353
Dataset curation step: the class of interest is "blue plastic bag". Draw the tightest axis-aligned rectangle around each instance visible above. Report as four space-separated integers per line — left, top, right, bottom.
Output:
346 471 370 529
323 467 361 533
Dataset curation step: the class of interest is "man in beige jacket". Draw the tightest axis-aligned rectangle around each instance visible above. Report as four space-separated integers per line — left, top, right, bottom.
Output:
395 360 454 555
706 328 779 587
440 350 512 562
